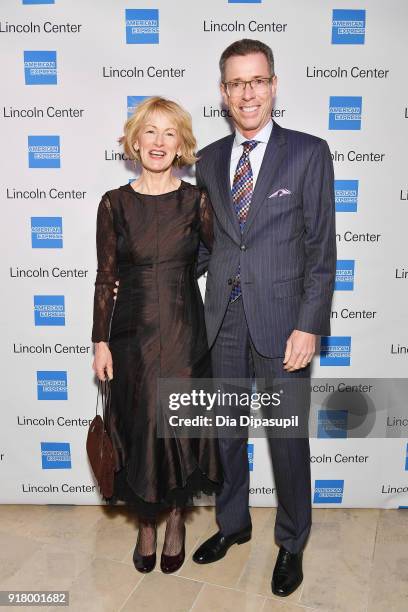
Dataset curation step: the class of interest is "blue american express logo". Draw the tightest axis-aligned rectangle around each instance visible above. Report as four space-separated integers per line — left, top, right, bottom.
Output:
41 442 71 469
317 409 348 438
34 295 65 326
332 9 366 45
335 180 358 212
329 96 362 130
28 135 60 168
125 9 159 44
31 217 63 248
24 50 57 85
320 336 352 366
37 371 68 400
335 260 355 291
247 443 254 471
314 479 344 503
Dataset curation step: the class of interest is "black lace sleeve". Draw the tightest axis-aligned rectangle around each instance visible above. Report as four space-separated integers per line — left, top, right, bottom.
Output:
91 193 118 342
199 189 214 252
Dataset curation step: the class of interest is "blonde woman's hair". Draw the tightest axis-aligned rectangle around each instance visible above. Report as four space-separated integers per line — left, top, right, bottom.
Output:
120 96 197 167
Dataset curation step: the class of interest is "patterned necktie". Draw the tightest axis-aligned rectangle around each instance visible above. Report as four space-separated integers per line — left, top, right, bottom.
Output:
229 139 259 302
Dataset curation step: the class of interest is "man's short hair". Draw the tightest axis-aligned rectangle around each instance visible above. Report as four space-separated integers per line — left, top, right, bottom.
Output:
219 39 275 81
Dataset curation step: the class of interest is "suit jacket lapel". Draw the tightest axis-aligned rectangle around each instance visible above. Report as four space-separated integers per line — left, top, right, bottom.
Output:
216 135 241 241
243 122 287 237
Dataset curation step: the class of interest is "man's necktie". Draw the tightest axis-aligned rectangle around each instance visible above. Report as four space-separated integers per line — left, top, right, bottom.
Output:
229 139 259 302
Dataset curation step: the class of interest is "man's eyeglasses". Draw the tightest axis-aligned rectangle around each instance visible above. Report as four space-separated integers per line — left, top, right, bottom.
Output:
223 77 274 97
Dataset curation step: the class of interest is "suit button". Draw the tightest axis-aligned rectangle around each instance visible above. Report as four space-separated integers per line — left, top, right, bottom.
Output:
227 278 233 285
240 244 247 251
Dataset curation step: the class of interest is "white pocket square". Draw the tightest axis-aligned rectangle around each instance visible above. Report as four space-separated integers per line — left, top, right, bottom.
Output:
269 188 292 198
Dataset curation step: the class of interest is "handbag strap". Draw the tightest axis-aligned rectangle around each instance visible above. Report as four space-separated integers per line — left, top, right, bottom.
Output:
95 379 111 418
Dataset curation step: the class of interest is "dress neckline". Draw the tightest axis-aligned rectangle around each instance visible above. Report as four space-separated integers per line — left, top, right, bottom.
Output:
125 179 185 197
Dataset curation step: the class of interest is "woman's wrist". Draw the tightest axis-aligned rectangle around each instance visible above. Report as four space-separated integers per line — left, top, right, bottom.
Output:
94 341 109 349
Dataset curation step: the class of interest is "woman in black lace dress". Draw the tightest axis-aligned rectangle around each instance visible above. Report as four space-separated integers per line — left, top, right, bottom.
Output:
91 97 221 574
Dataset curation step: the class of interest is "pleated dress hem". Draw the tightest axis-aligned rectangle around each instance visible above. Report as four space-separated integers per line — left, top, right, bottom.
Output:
103 466 222 519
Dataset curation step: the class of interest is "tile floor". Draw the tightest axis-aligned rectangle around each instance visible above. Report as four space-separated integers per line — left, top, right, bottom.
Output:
0 504 406 612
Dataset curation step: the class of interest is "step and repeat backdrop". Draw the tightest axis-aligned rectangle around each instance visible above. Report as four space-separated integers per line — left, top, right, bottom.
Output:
1 0 407 508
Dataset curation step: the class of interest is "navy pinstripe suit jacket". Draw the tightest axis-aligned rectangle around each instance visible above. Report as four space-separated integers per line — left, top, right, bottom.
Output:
196 121 337 358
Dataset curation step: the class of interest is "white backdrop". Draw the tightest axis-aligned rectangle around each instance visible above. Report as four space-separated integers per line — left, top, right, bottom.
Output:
1 0 407 508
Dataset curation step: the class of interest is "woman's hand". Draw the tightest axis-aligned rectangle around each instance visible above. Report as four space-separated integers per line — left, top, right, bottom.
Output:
92 342 113 381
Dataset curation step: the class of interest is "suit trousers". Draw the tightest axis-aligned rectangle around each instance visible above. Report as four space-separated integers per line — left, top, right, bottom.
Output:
211 297 312 554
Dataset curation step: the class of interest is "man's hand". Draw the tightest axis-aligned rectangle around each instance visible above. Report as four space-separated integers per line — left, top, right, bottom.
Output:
92 342 113 381
283 330 316 372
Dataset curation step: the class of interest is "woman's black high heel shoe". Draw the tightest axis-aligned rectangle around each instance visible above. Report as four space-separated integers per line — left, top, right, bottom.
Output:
160 524 186 574
133 523 157 573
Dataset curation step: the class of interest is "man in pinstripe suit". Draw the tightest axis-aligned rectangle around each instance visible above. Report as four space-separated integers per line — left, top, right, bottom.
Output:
192 39 336 597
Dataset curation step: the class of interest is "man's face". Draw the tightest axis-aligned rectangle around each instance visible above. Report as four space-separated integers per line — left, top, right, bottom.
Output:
221 52 277 138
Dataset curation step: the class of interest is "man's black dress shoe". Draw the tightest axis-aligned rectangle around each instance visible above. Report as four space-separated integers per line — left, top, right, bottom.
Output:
192 526 252 564
271 547 303 597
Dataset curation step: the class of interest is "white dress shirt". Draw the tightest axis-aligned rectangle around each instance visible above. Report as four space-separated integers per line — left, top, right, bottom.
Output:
229 119 273 188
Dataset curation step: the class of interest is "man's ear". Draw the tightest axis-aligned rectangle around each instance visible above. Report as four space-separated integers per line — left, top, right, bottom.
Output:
220 81 229 108
271 74 278 98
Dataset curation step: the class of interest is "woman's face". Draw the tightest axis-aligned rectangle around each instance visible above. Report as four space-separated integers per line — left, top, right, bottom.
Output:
134 111 181 173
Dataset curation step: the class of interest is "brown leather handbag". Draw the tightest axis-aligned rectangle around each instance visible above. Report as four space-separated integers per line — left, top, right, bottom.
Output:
86 380 115 499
